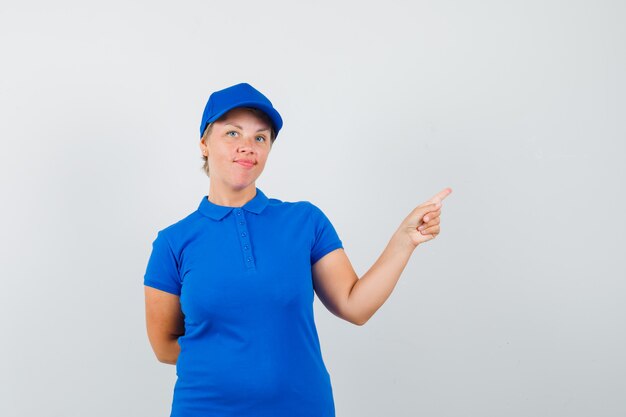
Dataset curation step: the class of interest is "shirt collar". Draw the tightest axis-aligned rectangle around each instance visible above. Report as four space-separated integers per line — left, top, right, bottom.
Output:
198 187 269 221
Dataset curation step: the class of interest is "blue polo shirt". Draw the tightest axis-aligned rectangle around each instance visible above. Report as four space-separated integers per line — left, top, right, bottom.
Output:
144 187 344 417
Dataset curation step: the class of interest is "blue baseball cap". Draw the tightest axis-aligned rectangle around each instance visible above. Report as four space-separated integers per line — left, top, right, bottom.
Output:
199 82 283 139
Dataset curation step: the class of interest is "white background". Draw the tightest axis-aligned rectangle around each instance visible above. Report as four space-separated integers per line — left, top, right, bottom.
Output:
1 1 624 416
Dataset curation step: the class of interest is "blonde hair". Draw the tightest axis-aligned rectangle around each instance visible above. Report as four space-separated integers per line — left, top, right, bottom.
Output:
200 107 277 177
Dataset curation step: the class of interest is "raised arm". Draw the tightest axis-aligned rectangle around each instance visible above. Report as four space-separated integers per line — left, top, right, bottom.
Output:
311 188 452 325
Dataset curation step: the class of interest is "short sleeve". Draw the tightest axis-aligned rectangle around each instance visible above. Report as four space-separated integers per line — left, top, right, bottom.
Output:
309 203 343 265
143 230 182 296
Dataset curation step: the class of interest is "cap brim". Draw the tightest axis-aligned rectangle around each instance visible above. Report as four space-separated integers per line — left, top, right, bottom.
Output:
205 101 283 136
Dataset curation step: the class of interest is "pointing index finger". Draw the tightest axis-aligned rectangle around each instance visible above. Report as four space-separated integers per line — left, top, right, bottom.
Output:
429 187 452 204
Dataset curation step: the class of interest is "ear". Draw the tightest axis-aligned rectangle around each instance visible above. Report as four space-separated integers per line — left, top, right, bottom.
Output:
199 139 208 156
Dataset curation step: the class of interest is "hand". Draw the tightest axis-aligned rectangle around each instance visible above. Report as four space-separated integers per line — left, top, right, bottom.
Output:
397 187 452 248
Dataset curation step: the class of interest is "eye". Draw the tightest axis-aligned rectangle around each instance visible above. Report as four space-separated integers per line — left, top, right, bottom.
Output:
256 136 266 143
226 131 238 137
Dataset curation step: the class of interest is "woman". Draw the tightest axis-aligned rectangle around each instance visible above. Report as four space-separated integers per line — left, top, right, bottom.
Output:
144 82 452 417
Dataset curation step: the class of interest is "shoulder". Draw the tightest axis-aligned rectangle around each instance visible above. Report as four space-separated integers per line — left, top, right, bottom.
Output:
260 196 328 233
265 195 322 217
151 210 204 248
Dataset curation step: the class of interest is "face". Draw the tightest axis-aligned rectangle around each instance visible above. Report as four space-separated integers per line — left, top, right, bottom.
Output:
199 107 273 192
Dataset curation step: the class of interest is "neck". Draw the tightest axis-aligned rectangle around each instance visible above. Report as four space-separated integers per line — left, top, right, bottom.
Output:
208 182 257 207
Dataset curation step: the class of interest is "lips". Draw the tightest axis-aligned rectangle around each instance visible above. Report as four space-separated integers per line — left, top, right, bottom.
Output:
235 160 255 168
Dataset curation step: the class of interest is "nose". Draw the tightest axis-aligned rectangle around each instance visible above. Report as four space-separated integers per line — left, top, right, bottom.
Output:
238 135 257 152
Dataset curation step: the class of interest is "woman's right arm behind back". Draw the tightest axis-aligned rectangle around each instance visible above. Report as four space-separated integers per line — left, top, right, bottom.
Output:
144 286 185 365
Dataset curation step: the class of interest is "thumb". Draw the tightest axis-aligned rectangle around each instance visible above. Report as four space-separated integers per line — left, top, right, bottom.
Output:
419 201 441 215
409 201 441 223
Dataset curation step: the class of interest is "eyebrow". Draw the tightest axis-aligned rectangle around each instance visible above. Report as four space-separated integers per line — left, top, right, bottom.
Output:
224 123 270 133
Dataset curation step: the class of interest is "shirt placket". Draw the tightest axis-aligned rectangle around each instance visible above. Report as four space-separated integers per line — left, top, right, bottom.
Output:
234 208 256 270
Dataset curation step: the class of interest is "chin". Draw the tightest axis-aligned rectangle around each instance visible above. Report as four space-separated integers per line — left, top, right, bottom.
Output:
230 179 257 190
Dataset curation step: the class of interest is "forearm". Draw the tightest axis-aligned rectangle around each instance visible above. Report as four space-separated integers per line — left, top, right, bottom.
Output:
346 230 416 325
157 337 181 365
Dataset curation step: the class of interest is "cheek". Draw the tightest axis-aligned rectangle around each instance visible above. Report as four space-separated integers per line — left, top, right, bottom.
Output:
213 146 234 160
257 152 270 166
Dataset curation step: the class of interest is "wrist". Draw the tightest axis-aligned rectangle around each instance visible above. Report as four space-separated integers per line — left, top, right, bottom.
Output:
391 228 419 253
